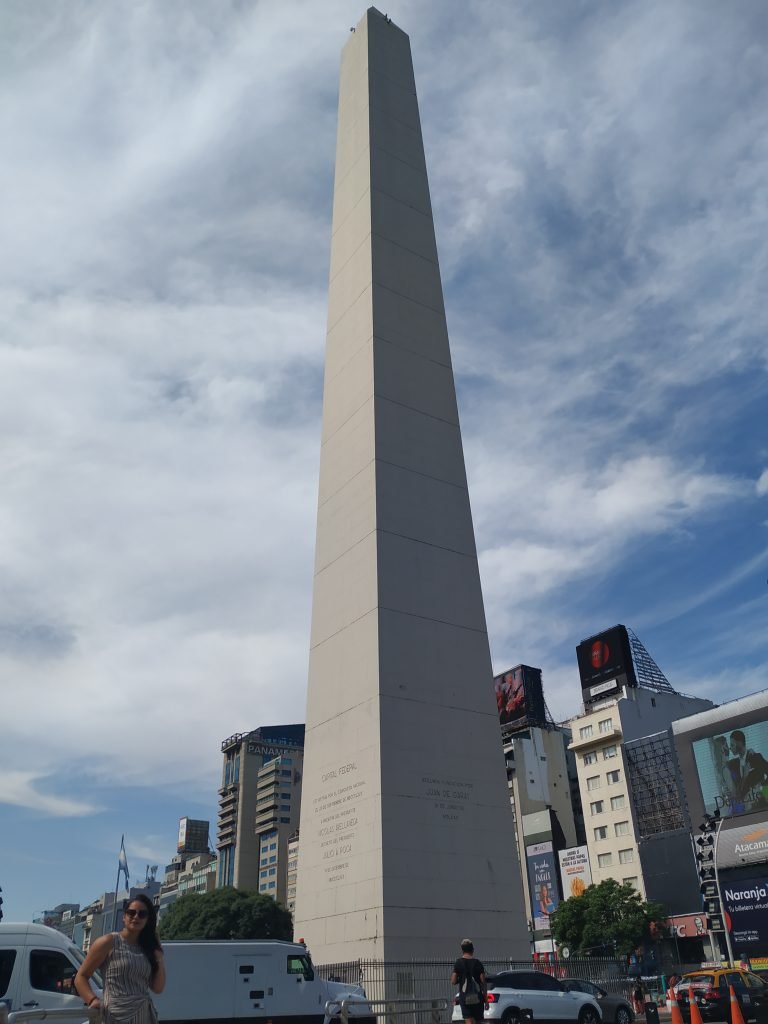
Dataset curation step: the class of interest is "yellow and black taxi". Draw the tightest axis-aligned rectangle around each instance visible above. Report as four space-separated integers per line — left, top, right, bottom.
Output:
675 968 768 1023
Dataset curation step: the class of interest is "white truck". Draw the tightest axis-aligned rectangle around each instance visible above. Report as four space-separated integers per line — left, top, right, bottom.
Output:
0 924 369 1024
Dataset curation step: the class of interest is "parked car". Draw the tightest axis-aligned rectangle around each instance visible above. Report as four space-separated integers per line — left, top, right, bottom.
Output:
675 969 768 1023
452 970 602 1024
562 979 634 1024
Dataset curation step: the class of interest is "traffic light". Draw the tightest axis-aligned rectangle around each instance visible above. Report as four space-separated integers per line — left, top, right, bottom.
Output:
697 814 724 933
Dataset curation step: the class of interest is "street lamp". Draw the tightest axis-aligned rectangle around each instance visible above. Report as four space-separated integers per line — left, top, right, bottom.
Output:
696 810 735 968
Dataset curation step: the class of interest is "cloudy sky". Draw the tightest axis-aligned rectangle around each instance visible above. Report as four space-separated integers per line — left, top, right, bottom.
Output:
2 0 767 921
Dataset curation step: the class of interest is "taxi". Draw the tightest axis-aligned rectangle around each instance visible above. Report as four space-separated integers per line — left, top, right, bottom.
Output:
675 968 768 1023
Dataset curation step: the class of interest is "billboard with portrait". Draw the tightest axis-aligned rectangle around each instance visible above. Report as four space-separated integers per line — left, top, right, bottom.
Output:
558 845 592 899
692 721 768 820
494 664 546 731
527 840 560 931
576 625 637 704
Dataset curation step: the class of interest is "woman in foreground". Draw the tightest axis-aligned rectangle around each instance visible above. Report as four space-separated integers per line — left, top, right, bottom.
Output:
75 893 165 1024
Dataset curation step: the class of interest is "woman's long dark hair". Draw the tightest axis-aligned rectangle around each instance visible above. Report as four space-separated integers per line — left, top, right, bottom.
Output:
124 893 162 975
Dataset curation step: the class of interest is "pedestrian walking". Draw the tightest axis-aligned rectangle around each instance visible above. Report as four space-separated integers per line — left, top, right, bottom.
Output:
632 981 645 1015
75 893 166 1024
451 939 487 1024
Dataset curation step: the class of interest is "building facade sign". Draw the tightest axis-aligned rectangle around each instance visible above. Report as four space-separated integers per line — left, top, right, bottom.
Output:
527 840 560 931
558 845 592 899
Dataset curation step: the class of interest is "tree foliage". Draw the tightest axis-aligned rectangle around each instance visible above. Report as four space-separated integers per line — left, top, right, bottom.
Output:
159 886 293 941
550 879 666 956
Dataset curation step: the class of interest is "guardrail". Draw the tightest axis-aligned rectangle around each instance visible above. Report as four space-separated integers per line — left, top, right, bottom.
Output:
0 1007 99 1024
325 996 449 1024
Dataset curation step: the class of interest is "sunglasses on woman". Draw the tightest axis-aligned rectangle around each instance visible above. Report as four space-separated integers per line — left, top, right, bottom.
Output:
124 908 148 919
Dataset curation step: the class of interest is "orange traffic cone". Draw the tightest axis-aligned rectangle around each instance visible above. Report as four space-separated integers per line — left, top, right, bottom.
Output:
729 985 746 1024
689 994 704 1024
669 987 685 1024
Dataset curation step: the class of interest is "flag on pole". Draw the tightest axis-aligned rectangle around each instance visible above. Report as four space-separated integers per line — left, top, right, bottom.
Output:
118 835 130 884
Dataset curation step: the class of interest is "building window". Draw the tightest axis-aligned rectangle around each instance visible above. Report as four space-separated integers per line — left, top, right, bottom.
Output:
580 725 593 739
597 853 613 868
583 752 597 765
260 870 268 878
606 769 621 784
603 745 618 759
594 826 608 841
280 817 290 823
268 867 276 876
624 876 639 888
280 804 291 811
590 800 604 815
269 856 276 863
619 848 634 864
260 858 268 866
611 795 626 811
586 776 601 791
598 718 613 734
269 843 277 850
615 820 630 836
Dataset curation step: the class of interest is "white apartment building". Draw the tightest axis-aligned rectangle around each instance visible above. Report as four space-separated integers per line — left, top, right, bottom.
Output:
568 685 713 898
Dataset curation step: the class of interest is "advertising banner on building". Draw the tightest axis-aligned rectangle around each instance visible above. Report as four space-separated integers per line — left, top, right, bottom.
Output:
494 664 546 731
576 625 637 704
558 845 592 899
692 721 768 819
666 913 708 938
722 876 768 949
177 816 188 853
527 840 560 931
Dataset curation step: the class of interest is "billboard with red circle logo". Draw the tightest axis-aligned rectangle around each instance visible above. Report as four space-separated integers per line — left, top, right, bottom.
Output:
576 624 637 704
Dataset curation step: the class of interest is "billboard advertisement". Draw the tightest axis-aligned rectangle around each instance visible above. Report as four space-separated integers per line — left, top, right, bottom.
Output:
178 816 188 853
722 876 768 949
692 721 768 819
494 664 546 731
558 845 592 898
527 840 560 931
576 625 637 704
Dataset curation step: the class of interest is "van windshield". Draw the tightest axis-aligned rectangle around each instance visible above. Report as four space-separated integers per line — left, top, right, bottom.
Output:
70 947 103 990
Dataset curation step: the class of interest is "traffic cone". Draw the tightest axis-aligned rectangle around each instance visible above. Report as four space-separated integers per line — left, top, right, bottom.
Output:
669 987 685 1024
729 985 746 1024
689 994 704 1024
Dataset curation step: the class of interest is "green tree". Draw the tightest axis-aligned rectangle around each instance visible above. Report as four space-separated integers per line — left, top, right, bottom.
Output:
159 887 293 941
550 879 666 956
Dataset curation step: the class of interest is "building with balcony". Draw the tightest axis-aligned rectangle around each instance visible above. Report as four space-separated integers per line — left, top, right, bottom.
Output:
568 630 713 905
217 724 304 891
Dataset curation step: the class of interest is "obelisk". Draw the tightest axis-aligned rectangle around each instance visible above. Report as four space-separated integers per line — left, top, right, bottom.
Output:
295 7 528 961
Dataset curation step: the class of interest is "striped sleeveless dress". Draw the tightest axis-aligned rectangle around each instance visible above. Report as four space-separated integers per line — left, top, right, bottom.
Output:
102 933 158 1024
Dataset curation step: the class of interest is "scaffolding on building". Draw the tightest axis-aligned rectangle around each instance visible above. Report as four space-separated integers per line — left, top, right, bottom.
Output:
624 730 686 836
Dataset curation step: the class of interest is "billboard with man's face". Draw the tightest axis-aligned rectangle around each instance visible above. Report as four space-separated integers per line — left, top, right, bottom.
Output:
576 625 637 704
493 664 546 731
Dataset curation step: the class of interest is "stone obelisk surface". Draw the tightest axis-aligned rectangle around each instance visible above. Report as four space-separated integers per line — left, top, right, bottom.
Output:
295 8 528 961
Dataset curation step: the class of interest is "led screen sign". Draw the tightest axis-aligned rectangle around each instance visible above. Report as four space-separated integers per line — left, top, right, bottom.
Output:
576 624 637 704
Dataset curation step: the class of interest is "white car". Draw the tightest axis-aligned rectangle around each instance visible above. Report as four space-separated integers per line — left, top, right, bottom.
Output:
452 970 602 1024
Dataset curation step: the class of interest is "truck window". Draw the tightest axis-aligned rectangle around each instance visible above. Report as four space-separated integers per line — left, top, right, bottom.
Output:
30 951 78 994
286 955 314 981
0 951 17 997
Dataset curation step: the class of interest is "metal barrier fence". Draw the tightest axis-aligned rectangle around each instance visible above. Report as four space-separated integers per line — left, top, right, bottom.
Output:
328 996 448 1024
0 1008 98 1024
316 958 636 1021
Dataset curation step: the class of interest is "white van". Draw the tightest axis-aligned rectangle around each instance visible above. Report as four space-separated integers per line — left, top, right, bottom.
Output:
0 924 369 1024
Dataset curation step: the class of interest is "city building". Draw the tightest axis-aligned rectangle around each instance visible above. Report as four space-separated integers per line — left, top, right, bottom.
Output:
496 665 585 951
255 751 303 905
568 625 714 905
672 689 768 962
217 724 304 891
158 850 217 918
286 831 299 916
177 817 210 856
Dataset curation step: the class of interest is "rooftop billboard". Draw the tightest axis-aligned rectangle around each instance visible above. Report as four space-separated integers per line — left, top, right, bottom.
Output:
494 664 546 731
576 624 637 704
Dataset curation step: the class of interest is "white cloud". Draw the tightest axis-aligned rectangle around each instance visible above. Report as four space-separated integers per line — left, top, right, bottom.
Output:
0 772 101 817
757 470 768 496
0 0 766 813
